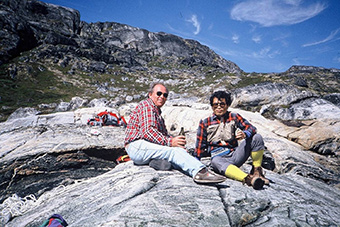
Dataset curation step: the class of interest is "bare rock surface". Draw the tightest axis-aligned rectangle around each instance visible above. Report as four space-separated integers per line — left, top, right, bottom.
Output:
1 104 339 226
2 162 340 227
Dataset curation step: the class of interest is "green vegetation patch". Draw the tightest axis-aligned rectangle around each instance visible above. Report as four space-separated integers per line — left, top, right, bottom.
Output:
0 63 83 121
235 74 267 88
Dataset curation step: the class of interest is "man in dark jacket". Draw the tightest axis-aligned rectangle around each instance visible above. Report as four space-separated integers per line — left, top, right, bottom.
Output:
195 90 269 189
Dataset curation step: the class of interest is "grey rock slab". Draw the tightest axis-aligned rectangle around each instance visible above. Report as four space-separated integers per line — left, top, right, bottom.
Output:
2 162 229 227
220 171 340 226
0 124 125 163
1 106 339 226
232 83 315 108
275 98 340 120
3 162 340 226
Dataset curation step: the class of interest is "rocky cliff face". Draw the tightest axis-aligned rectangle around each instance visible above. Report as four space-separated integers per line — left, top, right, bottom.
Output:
1 0 240 71
1 0 339 122
0 0 241 122
0 0 340 226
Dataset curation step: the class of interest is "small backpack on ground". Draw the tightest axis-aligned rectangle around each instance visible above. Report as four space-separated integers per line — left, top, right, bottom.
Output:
87 110 127 127
39 214 68 227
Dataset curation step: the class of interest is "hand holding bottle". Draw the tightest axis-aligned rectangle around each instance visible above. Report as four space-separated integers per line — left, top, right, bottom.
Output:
235 128 246 140
171 127 186 148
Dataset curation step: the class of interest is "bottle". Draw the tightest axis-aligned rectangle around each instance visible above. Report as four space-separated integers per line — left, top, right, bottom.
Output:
179 127 185 136
235 128 243 141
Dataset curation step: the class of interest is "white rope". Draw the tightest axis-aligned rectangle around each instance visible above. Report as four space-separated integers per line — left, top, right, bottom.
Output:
0 185 67 223
0 165 139 224
0 194 38 218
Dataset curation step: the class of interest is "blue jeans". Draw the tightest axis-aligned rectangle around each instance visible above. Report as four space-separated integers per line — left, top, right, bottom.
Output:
126 140 205 177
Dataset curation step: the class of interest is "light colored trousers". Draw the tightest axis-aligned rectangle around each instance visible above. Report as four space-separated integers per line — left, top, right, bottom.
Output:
126 140 205 177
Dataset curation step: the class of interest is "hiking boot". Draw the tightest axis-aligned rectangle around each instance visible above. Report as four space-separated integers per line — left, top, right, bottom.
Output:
243 174 264 190
250 166 270 185
194 168 226 184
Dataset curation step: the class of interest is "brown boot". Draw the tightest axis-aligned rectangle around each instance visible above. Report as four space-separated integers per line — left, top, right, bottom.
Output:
243 174 264 190
251 166 270 185
193 168 226 184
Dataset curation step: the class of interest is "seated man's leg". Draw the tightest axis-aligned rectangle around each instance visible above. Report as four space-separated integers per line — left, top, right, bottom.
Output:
127 140 226 184
211 155 264 189
126 140 204 177
211 156 247 181
210 134 266 189
233 133 265 167
238 134 266 168
249 134 270 185
248 134 265 167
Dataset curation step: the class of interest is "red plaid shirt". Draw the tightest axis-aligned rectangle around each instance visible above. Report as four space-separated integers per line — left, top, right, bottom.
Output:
124 98 172 146
195 112 257 158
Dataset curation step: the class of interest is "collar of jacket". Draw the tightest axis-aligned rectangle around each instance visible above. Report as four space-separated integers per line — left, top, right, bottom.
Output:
146 98 162 114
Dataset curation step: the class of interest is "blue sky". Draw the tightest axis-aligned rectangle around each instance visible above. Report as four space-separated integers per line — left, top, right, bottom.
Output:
40 0 340 73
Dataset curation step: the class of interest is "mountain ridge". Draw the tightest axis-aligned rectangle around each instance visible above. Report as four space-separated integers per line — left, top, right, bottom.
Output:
1 0 339 123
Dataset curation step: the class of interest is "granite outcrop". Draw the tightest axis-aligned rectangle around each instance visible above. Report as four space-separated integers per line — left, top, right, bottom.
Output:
1 102 339 226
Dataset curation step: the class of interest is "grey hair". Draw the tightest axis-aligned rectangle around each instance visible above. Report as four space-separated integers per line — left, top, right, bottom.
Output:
148 82 168 94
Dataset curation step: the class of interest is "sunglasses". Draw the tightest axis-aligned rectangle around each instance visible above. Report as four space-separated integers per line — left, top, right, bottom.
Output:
212 102 226 108
156 91 168 98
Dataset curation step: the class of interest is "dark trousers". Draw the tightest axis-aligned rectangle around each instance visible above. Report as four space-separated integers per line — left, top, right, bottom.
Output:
211 134 265 175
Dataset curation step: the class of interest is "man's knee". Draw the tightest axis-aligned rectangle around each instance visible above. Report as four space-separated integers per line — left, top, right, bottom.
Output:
253 133 263 142
252 134 265 150
211 156 228 175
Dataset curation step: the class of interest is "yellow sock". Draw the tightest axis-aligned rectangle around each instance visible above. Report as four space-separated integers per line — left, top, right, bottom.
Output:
251 150 264 167
225 164 247 182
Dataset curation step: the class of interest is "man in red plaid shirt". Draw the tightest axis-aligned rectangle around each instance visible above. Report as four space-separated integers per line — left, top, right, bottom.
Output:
195 90 270 189
125 83 226 184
